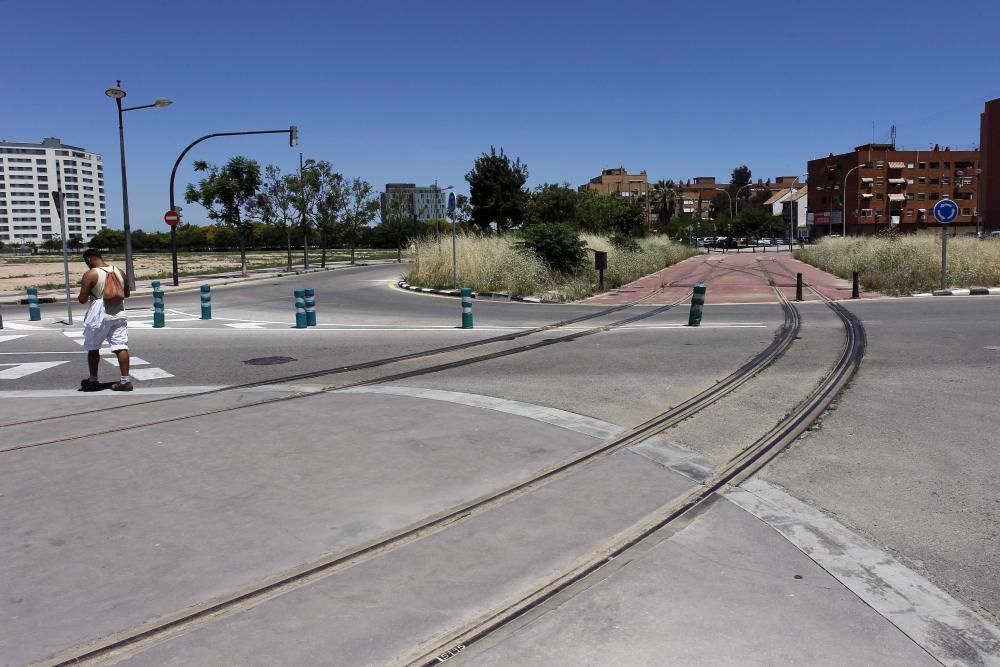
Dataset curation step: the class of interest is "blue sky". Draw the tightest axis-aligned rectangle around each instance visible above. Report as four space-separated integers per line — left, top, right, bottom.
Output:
4 0 999 229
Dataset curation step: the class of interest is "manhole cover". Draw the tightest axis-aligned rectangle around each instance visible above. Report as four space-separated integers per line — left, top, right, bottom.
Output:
243 356 297 366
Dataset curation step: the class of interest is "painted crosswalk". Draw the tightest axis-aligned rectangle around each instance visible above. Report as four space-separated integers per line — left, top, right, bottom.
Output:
61 330 174 380
0 361 70 379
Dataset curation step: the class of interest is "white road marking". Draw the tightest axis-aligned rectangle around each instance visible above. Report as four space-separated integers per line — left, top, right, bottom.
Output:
986 346 1000 351
103 355 149 366
0 384 324 398
130 368 174 380
726 479 1000 667
225 322 266 329
0 335 30 344
0 361 71 379
64 330 84 338
339 385 625 440
1 322 46 330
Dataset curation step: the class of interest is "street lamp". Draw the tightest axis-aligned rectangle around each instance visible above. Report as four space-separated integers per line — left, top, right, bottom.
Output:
717 189 732 218
433 183 454 247
105 80 171 290
734 183 754 216
841 164 864 237
299 153 319 271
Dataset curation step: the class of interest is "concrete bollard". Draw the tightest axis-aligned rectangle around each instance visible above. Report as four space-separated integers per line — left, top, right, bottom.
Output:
461 288 474 329
852 271 860 299
27 287 41 321
152 280 165 328
304 287 317 326
0 303 4 329
795 273 803 302
687 283 706 326
200 284 212 320
294 289 307 329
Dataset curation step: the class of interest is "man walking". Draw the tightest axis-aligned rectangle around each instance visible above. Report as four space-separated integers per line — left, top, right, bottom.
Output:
77 249 132 391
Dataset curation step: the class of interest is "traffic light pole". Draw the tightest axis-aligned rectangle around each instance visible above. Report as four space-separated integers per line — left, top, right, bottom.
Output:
167 126 297 286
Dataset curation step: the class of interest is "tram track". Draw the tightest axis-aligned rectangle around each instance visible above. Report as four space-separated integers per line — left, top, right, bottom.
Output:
0 264 720 432
37 262 805 667
405 281 866 667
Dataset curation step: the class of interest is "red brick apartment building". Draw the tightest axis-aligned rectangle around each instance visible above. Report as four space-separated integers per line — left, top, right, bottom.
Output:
980 98 1000 232
808 144 980 237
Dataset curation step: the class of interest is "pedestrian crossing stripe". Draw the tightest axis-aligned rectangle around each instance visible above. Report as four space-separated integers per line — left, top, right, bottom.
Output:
1 322 46 330
0 335 30 344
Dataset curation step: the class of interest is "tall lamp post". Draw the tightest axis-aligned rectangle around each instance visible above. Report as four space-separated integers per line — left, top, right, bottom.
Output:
433 182 454 247
734 183 754 216
841 164 864 237
105 81 171 290
299 153 321 271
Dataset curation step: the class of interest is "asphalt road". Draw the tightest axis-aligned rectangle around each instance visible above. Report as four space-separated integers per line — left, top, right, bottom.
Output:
3 259 999 665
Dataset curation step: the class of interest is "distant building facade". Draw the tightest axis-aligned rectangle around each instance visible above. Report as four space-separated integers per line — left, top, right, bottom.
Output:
807 143 980 237
980 97 1000 233
0 137 107 244
380 183 447 223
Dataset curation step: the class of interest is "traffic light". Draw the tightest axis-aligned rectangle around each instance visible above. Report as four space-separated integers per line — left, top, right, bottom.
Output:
289 125 298 147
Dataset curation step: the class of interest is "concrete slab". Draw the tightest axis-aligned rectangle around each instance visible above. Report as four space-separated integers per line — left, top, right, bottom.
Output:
465 498 937 667
0 392 602 665
111 450 697 666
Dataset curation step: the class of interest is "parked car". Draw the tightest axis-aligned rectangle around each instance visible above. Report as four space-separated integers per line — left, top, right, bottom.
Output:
758 238 772 246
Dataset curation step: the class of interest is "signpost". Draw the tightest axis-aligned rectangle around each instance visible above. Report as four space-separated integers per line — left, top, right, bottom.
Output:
933 199 959 290
51 162 73 324
165 208 181 288
448 192 458 287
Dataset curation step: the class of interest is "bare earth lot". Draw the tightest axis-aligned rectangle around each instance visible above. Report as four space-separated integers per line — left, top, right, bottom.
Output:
0 250 396 291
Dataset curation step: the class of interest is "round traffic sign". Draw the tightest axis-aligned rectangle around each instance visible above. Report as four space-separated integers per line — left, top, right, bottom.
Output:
164 210 181 227
933 199 959 224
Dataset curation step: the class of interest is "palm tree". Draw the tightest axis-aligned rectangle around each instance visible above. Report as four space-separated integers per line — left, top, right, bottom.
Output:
651 179 677 228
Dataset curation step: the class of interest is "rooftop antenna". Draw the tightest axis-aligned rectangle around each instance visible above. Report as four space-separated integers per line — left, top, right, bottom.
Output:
890 125 896 149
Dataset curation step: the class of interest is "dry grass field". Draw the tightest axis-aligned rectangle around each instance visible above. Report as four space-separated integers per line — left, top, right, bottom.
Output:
0 250 396 292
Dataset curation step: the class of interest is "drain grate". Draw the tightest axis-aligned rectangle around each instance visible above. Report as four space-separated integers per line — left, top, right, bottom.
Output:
243 356 297 366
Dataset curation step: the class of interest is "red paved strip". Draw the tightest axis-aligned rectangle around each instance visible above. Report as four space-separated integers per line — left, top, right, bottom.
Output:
580 250 878 305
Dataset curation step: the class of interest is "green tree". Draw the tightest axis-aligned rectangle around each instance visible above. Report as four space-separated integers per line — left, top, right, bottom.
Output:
315 169 349 267
518 223 588 274
465 147 528 232
67 234 83 251
729 165 753 211
526 183 579 226
175 223 207 251
651 179 677 230
576 190 644 235
42 235 62 251
380 189 412 262
257 165 298 270
185 156 262 276
341 178 379 264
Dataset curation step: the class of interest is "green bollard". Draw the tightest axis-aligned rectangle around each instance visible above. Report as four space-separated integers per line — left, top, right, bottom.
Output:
27 287 41 321
200 284 212 320
687 283 706 327
304 287 316 326
151 281 165 328
461 288 473 329
294 289 307 329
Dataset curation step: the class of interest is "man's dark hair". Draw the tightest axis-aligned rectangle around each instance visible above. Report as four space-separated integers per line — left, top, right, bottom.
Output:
82 249 102 261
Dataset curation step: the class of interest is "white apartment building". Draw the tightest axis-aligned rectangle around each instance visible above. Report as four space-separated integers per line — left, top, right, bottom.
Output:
380 183 447 223
0 137 107 245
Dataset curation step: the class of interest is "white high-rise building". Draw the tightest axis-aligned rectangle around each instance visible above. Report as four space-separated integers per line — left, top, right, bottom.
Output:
0 137 107 245
380 183 447 223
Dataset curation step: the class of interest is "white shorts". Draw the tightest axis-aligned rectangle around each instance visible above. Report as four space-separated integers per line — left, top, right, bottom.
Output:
83 318 129 352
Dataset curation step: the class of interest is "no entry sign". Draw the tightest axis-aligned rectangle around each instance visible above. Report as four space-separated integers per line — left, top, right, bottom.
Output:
164 210 180 227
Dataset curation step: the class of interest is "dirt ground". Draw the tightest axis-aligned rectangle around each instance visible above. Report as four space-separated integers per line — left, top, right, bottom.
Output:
0 251 388 291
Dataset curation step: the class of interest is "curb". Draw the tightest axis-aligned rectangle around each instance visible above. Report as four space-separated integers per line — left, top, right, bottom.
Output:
396 281 543 303
929 287 1000 296
0 260 396 306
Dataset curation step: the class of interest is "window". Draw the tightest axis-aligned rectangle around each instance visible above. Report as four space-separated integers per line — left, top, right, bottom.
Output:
876 193 884 200
918 176 926 184
875 160 884 168
906 178 914 185
876 176 884 185
941 176 950 185
962 208 971 215
907 163 914 168
906 209 914 216
944 162 951 168
930 192 939 200
861 209 873 217
918 193 926 200
930 161 939 169
930 177 939 185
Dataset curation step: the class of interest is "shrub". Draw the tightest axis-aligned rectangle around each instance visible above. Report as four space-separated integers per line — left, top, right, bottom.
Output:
609 231 641 253
516 223 588 274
